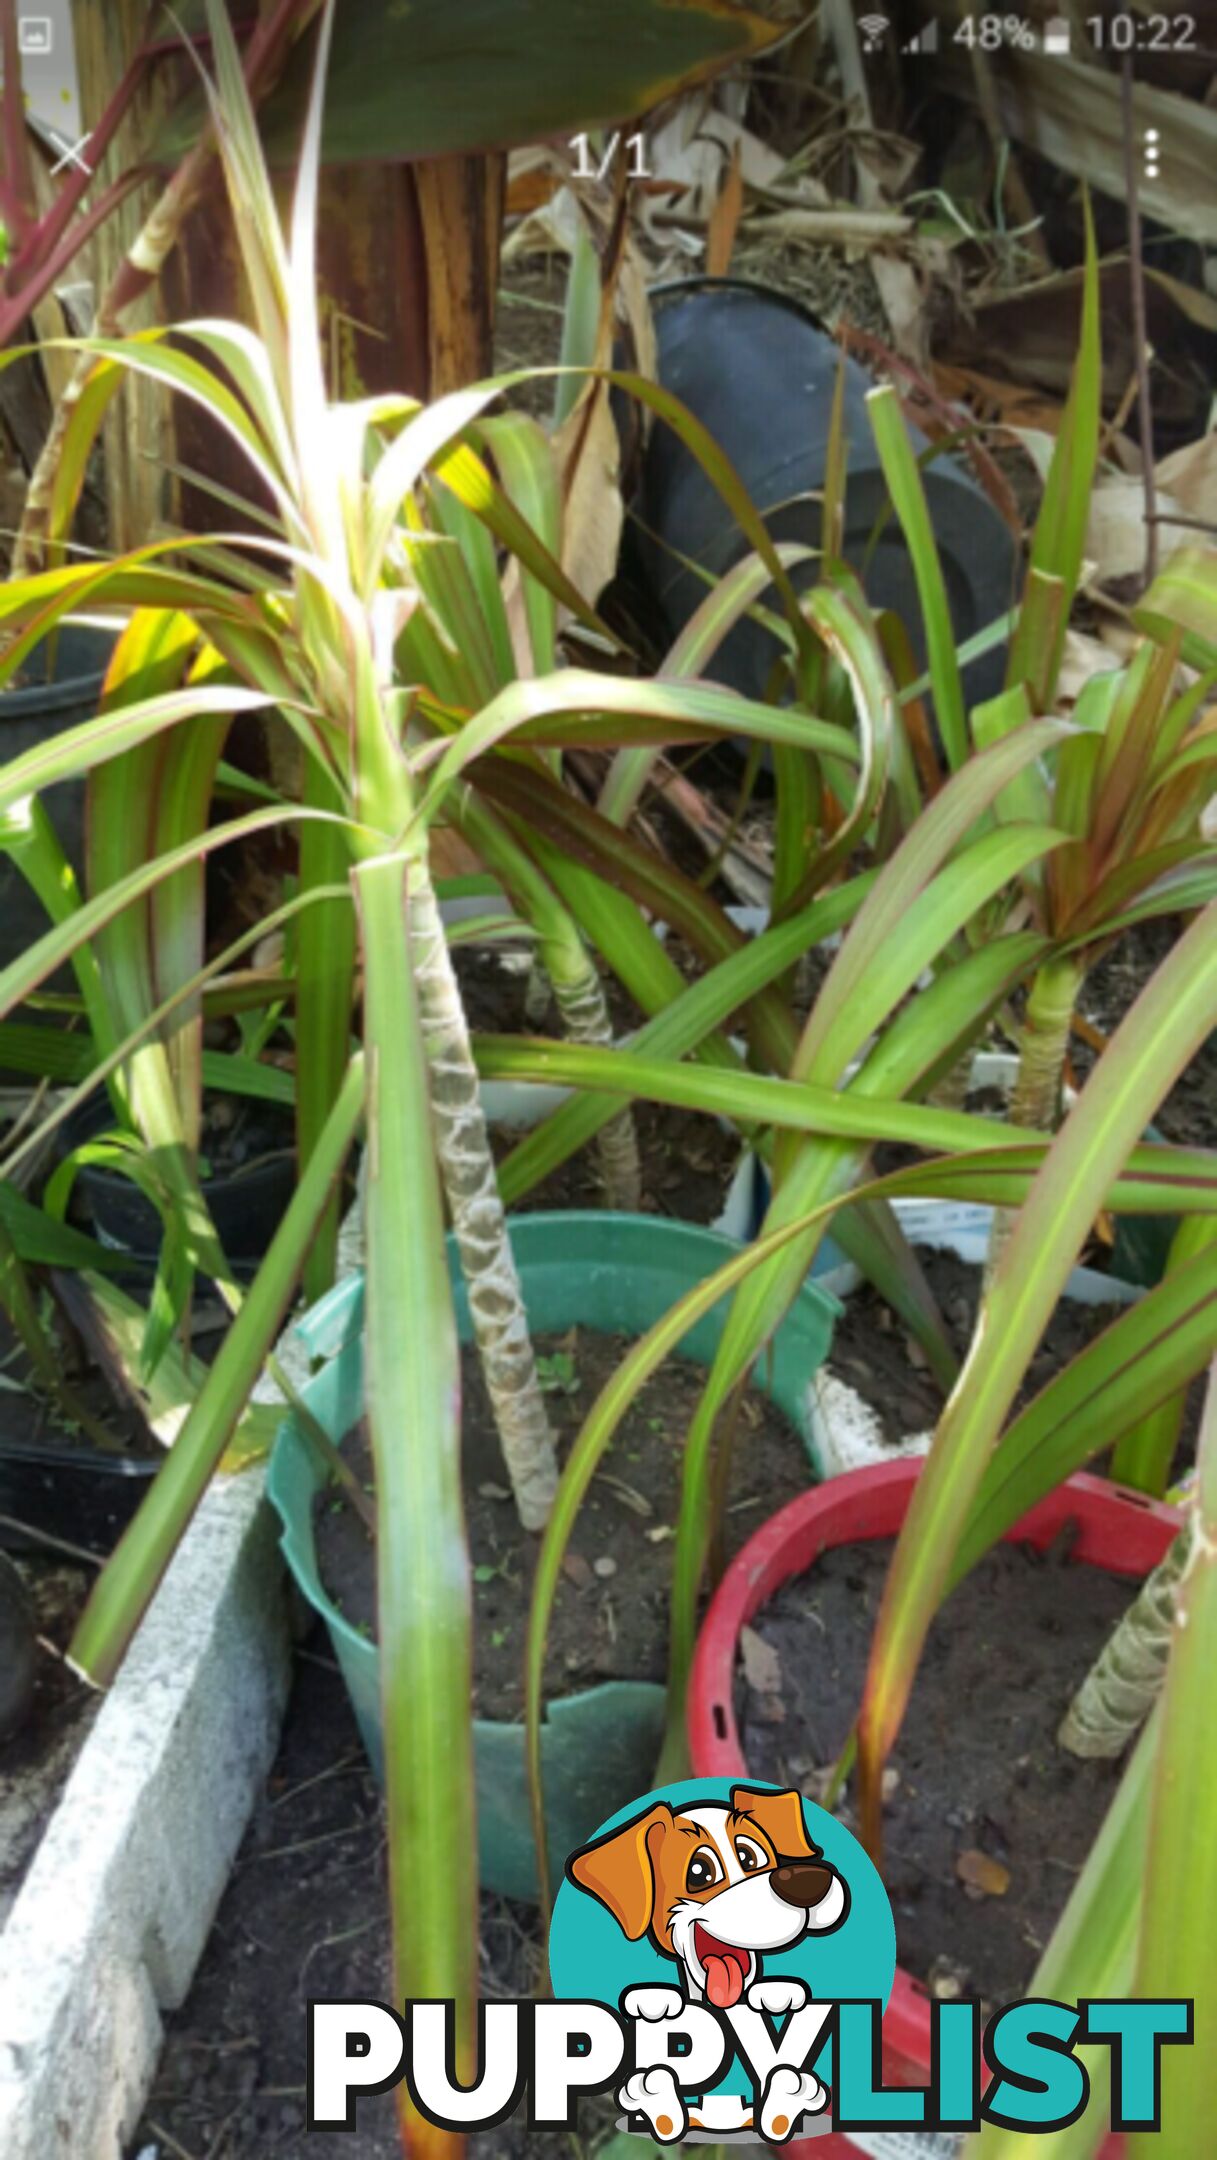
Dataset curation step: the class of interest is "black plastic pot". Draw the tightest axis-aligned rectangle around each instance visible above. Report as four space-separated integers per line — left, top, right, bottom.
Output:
620 280 1018 711
0 1439 160 1560
0 624 114 976
64 1093 298 1272
0 1550 36 1737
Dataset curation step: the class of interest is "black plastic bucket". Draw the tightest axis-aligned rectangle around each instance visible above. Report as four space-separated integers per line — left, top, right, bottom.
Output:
0 1439 160 1561
0 623 114 974
621 280 1018 710
0 1550 36 1736
63 1092 298 1273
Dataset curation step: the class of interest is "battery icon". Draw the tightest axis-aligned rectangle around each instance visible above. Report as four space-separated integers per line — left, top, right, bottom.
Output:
1043 16 1071 52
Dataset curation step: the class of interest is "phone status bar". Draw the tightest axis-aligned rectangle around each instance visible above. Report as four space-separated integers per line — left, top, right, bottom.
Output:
864 13 1202 59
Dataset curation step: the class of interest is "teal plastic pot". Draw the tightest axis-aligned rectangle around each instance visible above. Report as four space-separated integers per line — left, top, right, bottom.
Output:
266 1210 838 1902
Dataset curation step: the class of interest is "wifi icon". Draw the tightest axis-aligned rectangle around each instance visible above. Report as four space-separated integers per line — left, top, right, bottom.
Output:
860 14 890 49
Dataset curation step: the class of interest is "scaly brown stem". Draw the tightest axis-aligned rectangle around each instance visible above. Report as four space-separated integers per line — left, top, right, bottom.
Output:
1058 1513 1197 1758
984 955 1084 1285
549 955 642 1212
407 859 559 1530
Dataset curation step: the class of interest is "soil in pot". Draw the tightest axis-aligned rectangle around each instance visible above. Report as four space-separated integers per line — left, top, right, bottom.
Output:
314 1327 814 1717
738 1532 1136 2014
0 1303 166 1921
1076 916 1215 1150
72 1088 295 1191
131 1632 599 2160
196 1091 295 1177
827 1244 1203 1482
828 1244 1173 1448
455 939 744 1224
496 1099 743 1226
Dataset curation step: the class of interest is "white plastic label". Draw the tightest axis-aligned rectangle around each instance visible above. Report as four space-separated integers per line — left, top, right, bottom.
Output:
890 1198 994 1258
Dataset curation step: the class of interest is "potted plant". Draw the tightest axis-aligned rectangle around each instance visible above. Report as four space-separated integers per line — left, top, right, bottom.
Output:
47 1005 298 1278
267 1208 838 1902
686 1455 1181 2144
840 893 1217 2145
658 869 1217 2149
0 14 872 2148
510 801 1217 1813
610 222 1215 1716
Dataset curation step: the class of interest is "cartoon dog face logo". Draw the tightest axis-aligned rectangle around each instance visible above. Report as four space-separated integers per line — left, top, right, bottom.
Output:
568 1783 849 2009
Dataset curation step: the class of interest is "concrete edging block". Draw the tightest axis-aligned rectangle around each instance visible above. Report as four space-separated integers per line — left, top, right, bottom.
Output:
0 1467 291 2160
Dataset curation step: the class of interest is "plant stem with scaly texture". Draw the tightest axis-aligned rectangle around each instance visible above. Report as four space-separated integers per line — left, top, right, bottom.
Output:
549 956 642 1210
407 853 559 1530
1058 1510 1197 1759
457 792 641 1209
985 953 1084 1281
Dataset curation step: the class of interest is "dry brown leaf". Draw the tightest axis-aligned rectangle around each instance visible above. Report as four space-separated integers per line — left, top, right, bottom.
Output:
985 50 1217 247
502 179 583 266
554 383 623 612
596 1472 653 1519
616 241 657 385
505 168 560 216
870 255 932 370
744 206 912 246
705 142 744 278
1057 627 1121 707
1086 476 1187 587
642 104 786 229
1145 267 1217 336
753 1694 787 1725
955 265 1212 427
932 363 1070 437
955 1848 1011 1899
740 1624 783 1698
1156 433 1217 523
699 110 789 196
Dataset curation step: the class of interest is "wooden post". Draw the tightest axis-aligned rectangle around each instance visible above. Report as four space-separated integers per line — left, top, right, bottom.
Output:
414 152 505 395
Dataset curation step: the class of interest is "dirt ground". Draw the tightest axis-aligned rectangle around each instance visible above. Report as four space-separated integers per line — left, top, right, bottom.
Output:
129 1640 599 2160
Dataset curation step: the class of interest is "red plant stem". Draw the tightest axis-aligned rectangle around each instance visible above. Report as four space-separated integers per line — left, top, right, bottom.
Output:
6 59 154 285
1 2 286 340
9 0 319 581
0 172 148 348
5 3 191 319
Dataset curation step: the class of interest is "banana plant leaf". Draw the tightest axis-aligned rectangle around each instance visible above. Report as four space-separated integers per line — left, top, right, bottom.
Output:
157 0 784 165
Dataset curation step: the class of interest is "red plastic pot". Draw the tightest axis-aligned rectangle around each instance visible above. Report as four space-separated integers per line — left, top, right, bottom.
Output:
688 1458 1181 2159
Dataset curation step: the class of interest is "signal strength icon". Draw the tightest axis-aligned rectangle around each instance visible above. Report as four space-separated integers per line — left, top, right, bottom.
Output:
859 15 890 51
903 18 940 52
